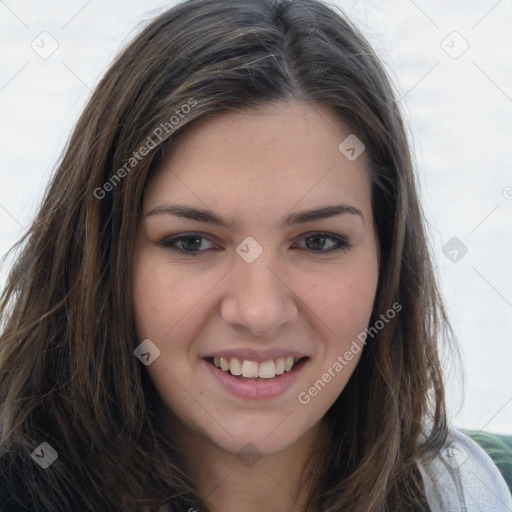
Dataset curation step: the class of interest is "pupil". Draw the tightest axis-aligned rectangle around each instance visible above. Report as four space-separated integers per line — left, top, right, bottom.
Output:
183 236 201 251
306 235 326 251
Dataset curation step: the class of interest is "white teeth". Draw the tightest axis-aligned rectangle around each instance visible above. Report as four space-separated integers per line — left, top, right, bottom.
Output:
258 360 275 379
274 358 285 375
230 357 242 376
241 360 259 378
210 356 304 378
219 357 230 372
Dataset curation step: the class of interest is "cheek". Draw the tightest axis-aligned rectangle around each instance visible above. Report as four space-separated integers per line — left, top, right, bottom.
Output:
304 264 378 345
132 258 203 397
131 253 226 395
132 255 206 341
335 278 375 338
132 266 168 342
294 269 377 410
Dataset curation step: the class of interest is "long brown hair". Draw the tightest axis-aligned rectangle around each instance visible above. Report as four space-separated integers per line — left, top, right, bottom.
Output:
0 0 451 510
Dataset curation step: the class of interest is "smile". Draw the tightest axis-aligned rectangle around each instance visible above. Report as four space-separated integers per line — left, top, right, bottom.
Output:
207 356 306 379
202 356 309 399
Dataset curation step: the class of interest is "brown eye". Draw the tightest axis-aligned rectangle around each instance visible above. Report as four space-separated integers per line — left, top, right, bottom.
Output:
160 233 216 256
159 231 351 257
297 232 351 253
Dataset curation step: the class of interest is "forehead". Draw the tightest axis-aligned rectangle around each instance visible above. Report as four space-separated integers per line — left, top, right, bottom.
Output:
144 101 372 219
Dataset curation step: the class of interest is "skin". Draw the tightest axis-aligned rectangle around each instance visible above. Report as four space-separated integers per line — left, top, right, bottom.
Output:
132 100 379 512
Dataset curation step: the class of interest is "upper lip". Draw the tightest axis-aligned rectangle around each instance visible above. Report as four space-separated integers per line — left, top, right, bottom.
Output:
203 348 309 363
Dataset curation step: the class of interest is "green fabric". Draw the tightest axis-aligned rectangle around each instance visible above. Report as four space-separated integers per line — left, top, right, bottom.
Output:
461 429 512 495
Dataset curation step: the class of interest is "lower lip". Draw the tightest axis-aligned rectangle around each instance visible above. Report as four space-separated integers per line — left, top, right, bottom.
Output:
202 358 308 400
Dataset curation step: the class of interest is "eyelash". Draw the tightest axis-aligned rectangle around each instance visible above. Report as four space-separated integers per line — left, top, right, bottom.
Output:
158 232 351 257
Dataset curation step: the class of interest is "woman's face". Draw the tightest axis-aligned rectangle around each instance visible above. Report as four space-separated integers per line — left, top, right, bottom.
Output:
132 101 379 457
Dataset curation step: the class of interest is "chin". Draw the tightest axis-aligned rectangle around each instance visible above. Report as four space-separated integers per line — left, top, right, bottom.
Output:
203 413 318 458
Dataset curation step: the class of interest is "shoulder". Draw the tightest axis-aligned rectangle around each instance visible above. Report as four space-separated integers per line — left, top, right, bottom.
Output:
418 425 512 512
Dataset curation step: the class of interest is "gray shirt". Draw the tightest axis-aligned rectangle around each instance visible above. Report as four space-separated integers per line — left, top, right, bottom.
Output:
419 426 512 511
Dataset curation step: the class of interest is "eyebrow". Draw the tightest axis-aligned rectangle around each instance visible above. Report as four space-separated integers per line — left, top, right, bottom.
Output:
144 203 363 230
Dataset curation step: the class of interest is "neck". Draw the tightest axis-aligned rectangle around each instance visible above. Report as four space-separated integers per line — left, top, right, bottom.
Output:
169 418 329 512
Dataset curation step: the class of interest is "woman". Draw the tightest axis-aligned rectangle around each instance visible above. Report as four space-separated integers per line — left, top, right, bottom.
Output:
0 0 510 510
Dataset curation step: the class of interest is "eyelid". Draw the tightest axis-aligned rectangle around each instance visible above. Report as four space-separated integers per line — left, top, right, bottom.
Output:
158 231 352 256
294 231 351 253
158 232 219 255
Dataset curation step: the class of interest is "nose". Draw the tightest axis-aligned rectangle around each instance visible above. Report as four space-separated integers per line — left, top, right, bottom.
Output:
220 249 298 338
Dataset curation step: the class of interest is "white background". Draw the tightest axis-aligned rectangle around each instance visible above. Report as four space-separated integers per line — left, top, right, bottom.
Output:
0 0 511 434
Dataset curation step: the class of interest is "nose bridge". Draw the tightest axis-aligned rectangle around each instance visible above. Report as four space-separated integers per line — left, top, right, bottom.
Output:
220 244 296 336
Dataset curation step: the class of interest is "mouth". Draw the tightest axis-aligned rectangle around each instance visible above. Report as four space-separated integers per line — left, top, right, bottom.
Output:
203 356 309 381
202 355 310 400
